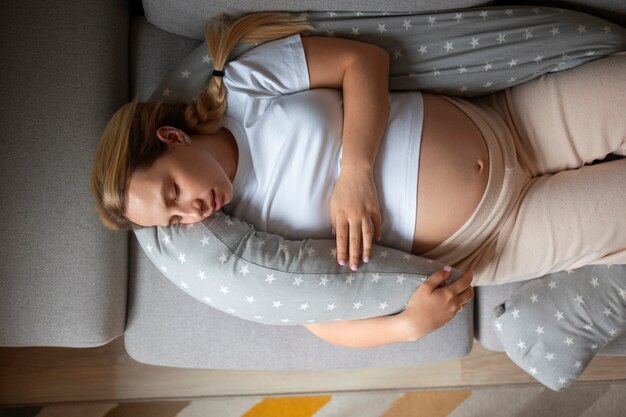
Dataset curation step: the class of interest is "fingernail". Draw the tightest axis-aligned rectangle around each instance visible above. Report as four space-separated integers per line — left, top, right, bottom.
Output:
363 255 370 263
443 265 452 272
339 259 346 266
351 263 358 271
332 228 336 236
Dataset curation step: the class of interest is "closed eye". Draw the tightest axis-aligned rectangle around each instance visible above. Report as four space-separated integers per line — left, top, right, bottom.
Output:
174 183 180 201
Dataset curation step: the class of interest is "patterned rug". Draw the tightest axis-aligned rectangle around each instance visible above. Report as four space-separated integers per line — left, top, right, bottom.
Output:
2 381 626 417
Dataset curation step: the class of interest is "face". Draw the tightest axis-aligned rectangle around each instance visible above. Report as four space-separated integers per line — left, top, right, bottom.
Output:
125 126 234 227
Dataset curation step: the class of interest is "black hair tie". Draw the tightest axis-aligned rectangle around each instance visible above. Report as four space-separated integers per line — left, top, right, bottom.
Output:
212 69 225 77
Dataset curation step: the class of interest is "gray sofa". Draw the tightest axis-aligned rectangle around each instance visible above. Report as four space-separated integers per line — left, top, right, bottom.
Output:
1 0 625 371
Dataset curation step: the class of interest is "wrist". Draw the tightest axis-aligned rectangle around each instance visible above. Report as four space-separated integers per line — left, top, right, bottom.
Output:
340 160 373 174
398 311 427 342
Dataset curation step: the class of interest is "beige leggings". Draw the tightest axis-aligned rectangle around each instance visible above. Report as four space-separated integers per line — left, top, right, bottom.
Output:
419 53 626 286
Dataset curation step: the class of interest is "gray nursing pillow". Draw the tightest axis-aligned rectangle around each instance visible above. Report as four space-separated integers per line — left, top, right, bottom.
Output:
133 211 466 325
493 265 626 391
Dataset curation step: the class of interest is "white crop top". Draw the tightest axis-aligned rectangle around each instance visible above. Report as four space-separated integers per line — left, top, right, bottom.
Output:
220 34 423 253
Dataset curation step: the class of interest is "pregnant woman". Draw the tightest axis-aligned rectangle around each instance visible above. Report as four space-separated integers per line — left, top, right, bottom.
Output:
91 13 626 347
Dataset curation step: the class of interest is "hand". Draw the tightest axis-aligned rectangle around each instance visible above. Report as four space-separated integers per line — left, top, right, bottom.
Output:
400 267 475 341
329 167 383 270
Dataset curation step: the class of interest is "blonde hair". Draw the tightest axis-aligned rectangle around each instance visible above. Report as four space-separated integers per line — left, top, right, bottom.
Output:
90 12 313 231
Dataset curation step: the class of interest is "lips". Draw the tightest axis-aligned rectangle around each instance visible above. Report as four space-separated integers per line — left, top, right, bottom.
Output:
210 189 222 213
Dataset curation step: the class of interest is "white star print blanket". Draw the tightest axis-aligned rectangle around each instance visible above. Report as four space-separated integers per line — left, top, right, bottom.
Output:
134 5 626 391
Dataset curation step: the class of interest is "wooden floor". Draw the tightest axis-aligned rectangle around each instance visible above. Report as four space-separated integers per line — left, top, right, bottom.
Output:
1 335 625 407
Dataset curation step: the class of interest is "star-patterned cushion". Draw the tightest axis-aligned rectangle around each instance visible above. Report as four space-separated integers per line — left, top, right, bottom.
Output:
149 6 626 105
492 265 626 391
133 211 470 325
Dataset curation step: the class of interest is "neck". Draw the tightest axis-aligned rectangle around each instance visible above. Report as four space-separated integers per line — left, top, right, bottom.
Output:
196 128 239 182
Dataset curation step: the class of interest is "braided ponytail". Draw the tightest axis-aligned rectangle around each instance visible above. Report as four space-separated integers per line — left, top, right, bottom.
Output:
184 13 313 134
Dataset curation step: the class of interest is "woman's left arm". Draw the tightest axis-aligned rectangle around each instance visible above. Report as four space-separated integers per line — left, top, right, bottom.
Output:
301 36 390 271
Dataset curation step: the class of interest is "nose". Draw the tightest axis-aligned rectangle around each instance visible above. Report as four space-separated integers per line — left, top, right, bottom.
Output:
175 199 209 221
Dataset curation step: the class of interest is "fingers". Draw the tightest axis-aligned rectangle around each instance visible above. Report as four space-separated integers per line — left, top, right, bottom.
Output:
335 220 348 267
424 266 454 291
348 220 361 270
444 269 473 291
335 218 377 271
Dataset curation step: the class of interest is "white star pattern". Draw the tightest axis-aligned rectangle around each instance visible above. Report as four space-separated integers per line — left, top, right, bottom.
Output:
402 20 412 30
200 236 210 246
523 29 534 40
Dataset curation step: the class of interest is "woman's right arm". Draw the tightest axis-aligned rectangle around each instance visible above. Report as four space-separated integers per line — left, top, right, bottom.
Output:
304 268 474 348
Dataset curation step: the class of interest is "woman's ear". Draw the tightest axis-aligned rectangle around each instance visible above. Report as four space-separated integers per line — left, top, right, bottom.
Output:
156 126 184 145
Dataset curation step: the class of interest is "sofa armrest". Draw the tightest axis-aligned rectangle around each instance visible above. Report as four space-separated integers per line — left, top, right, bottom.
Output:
0 0 133 347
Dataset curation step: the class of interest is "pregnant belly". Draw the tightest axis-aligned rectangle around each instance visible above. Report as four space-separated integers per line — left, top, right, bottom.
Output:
411 93 490 255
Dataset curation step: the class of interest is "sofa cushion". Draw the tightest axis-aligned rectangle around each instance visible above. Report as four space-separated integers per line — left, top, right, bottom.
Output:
0 0 131 348
142 0 491 40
